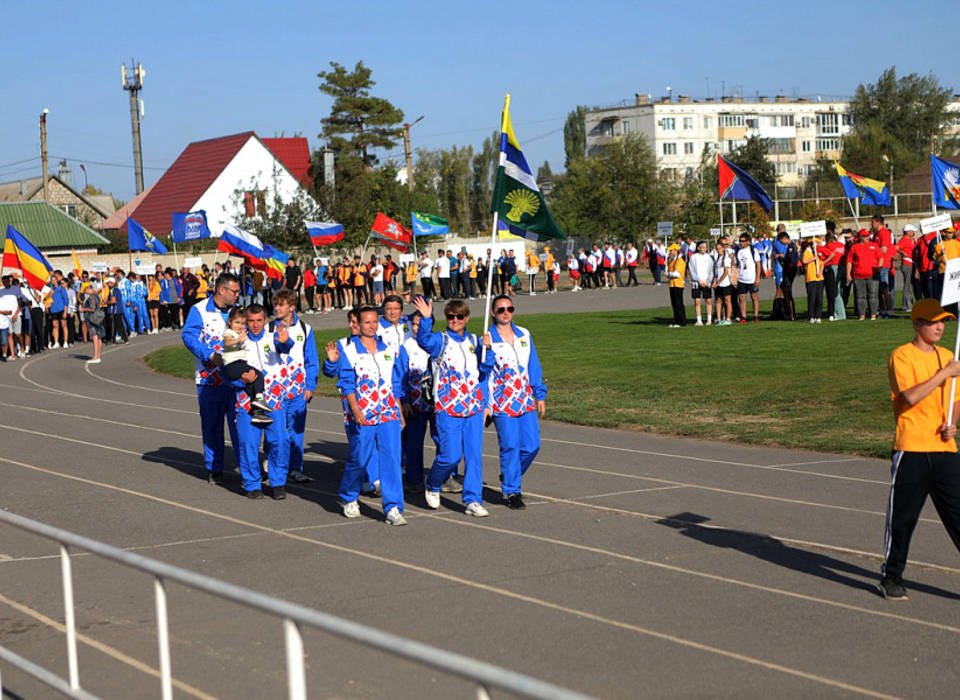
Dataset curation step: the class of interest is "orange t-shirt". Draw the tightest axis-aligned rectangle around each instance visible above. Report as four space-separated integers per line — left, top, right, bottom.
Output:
889 342 957 453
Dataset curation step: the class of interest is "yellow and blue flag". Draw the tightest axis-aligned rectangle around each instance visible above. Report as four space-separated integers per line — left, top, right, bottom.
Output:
931 155 960 210
834 162 891 206
128 218 169 254
490 95 565 241
2 225 53 291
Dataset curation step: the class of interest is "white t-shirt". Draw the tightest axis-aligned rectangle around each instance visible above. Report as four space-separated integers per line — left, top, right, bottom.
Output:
689 253 714 286
371 264 384 283
711 250 732 287
419 258 433 278
0 294 18 330
435 256 450 278
736 246 761 285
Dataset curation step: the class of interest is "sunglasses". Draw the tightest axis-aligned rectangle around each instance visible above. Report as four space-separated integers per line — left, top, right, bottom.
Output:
494 306 515 314
445 313 467 321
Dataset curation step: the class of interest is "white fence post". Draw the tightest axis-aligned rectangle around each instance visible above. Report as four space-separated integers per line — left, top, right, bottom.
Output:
59 544 80 691
284 618 306 700
154 578 173 700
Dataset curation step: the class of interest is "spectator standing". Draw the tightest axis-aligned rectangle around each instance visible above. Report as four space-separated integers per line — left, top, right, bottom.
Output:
625 243 640 286
500 251 517 298
418 251 435 300
283 257 302 311
711 240 733 325
526 248 540 295
848 229 880 321
544 246 556 294
181 266 200 312
898 225 918 311
303 265 317 312
735 233 762 324
819 230 843 321
801 239 824 323
370 255 385 306
666 244 687 328
435 249 451 300
688 241 714 326
81 281 104 364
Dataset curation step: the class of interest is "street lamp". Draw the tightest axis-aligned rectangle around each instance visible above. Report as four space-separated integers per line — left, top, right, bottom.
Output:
403 114 425 192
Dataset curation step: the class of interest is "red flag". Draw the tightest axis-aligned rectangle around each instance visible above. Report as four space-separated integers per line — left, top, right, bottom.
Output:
372 233 408 253
371 213 412 244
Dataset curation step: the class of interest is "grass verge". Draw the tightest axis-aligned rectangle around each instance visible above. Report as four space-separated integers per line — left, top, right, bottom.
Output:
144 307 906 458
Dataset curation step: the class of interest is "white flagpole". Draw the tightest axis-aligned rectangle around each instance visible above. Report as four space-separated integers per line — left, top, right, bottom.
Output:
947 325 960 426
172 240 180 269
845 197 861 229
719 196 724 237
482 97 509 362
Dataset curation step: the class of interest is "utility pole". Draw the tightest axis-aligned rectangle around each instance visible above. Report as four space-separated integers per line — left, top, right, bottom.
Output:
40 109 49 201
403 115 424 192
122 59 145 194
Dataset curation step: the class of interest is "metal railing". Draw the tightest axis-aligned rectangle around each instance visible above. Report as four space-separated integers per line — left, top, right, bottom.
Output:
0 510 592 700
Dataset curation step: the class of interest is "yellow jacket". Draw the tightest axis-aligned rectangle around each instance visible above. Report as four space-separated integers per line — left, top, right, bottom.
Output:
667 257 686 288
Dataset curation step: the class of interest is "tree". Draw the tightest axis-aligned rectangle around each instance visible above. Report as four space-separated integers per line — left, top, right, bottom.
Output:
537 161 553 181
844 67 951 179
232 166 322 253
702 136 776 194
674 173 716 238
317 61 404 169
563 106 586 168
551 134 673 243
470 131 499 233
438 145 474 234
740 203 771 239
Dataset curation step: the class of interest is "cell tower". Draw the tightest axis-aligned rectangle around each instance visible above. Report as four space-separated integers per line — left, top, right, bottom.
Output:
122 59 145 194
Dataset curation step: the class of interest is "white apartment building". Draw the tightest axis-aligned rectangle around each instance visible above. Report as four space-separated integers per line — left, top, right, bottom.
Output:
585 93 854 190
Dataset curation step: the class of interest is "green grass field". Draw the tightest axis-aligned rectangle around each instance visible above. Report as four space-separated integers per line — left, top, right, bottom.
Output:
145 307 910 458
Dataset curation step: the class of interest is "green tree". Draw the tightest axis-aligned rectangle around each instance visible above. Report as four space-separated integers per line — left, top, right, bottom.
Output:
470 131 499 233
317 61 404 169
438 145 474 234
844 67 951 179
537 160 553 181
551 134 672 243
563 106 586 168
702 136 776 193
674 174 716 238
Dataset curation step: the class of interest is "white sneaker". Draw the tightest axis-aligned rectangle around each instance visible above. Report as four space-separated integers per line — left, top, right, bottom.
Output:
694 320 703 327
341 500 360 518
816 318 822 324
465 502 489 518
86 358 101 364
385 507 407 526
129 332 137 338
828 316 835 322
63 342 69 348
809 319 816 324
425 490 440 509
706 319 712 326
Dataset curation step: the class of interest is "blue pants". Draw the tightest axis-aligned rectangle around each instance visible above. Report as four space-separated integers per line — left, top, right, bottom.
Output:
135 301 149 333
286 394 308 473
236 401 289 492
122 303 136 332
402 410 431 485
428 412 484 504
339 420 403 512
197 384 240 474
493 411 541 496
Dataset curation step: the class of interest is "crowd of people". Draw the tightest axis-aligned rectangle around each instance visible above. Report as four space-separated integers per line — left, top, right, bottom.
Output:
655 215 957 327
181 275 547 525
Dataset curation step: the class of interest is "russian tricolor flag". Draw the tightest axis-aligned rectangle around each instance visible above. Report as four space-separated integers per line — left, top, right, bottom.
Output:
305 221 345 246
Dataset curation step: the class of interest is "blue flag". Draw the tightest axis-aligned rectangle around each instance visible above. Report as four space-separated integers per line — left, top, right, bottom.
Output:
172 211 212 242
718 156 774 213
127 218 168 254
411 212 450 236
932 155 960 210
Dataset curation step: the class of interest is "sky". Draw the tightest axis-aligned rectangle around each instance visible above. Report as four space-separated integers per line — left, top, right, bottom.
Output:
1 0 954 204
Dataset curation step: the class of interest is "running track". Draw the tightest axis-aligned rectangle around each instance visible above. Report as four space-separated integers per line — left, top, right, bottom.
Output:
0 291 958 698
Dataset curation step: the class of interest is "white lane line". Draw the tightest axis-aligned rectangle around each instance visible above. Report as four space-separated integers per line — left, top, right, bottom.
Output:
767 458 864 468
0 454 904 698
567 485 687 501
0 590 218 699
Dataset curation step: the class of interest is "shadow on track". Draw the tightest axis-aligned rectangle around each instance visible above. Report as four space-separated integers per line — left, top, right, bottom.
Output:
657 512 960 601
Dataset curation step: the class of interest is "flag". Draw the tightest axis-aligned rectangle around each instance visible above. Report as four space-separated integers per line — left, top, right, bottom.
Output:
931 155 960 210
834 162 891 206
372 234 408 253
305 221 345 246
490 95 565 241
218 225 287 280
127 218 169 254
71 249 83 276
171 210 212 243
717 155 774 213
497 218 538 242
2 226 53 290
411 212 449 236
371 213 412 244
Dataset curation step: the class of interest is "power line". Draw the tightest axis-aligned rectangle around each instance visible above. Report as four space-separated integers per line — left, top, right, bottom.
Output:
0 156 39 170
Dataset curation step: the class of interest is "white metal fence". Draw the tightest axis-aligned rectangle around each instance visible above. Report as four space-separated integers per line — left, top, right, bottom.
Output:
0 510 592 700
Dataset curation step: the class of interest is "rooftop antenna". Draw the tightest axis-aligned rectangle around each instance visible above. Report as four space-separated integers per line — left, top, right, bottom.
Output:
121 58 145 194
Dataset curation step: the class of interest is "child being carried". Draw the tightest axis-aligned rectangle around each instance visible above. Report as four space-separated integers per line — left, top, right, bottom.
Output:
222 307 273 425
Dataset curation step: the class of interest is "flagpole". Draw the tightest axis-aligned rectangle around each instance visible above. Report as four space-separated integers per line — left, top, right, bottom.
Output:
172 240 180 269
948 325 960 426
719 196 724 238
845 197 861 229
482 96 510 361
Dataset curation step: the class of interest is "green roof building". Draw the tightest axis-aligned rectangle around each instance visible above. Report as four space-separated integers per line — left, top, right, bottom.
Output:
0 201 109 255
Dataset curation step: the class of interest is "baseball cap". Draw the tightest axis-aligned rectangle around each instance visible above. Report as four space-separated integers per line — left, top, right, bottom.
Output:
105 276 115 284
903 224 917 232
858 229 870 237
667 243 681 251
911 298 956 323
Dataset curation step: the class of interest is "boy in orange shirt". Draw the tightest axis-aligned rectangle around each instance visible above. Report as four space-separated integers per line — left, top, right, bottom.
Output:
881 299 960 599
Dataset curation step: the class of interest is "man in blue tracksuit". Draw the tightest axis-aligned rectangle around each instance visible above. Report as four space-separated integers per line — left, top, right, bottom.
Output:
131 272 149 334
271 289 319 483
233 305 293 499
411 296 494 516
181 274 242 484
396 311 432 487
118 270 137 336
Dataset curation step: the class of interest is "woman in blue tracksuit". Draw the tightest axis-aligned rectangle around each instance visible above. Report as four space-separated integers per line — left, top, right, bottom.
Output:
396 310 432 488
411 296 494 517
486 296 547 509
336 306 407 525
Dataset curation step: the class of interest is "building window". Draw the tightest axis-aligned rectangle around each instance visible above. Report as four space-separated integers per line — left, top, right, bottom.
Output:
774 162 797 176
771 114 794 127
817 113 839 135
622 120 630 134
61 204 77 218
662 168 677 181
661 118 676 130
719 113 744 128
662 142 677 155
800 116 811 129
815 138 841 151
842 114 854 126
244 190 267 218
683 142 695 155
685 167 694 180
683 117 693 130
766 138 794 154
703 116 713 129
745 115 759 129
801 140 811 152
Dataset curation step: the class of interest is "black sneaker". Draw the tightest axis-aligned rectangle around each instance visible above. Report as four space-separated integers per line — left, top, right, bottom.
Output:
271 486 286 501
245 489 263 499
208 472 224 485
288 471 313 483
250 410 273 426
505 493 526 510
251 398 272 412
877 577 908 600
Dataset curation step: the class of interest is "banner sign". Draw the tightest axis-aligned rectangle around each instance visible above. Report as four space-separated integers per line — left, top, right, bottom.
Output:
91 262 108 273
799 220 827 239
657 221 673 238
709 227 722 238
941 257 960 306
921 212 954 235
172 211 211 243
136 264 154 275
183 257 203 269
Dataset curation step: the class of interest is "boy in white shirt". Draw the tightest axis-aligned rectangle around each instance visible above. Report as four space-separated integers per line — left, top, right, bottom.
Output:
688 241 715 326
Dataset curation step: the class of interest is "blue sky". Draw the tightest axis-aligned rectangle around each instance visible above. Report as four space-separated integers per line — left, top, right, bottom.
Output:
1 0 953 204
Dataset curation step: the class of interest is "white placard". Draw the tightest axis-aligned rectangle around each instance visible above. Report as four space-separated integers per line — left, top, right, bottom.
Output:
565 239 575 256
921 213 953 235
183 256 203 268
709 227 722 238
136 264 154 275
799 220 827 239
941 257 960 306
91 262 108 273
657 221 673 238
